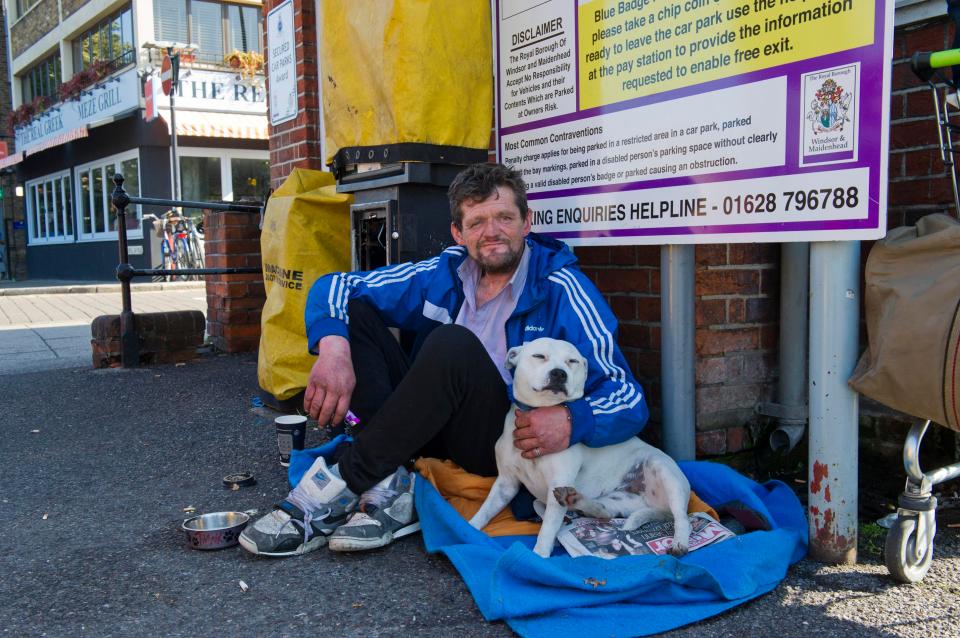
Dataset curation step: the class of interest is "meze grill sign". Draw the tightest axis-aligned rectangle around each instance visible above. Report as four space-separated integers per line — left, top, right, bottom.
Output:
15 68 140 153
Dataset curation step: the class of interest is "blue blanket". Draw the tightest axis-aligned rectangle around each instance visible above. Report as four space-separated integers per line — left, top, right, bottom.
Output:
290 441 808 638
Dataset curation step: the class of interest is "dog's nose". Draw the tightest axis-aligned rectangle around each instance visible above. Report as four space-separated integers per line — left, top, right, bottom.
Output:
549 368 567 384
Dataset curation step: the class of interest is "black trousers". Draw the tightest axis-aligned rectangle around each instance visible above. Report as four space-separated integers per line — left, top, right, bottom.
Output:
336 301 511 494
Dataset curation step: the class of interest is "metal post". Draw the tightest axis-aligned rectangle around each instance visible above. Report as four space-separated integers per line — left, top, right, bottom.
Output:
660 244 696 461
111 174 138 368
769 242 810 451
167 47 181 201
808 240 860 564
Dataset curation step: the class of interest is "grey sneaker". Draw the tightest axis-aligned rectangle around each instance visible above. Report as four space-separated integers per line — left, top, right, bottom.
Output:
239 456 357 557
328 466 419 552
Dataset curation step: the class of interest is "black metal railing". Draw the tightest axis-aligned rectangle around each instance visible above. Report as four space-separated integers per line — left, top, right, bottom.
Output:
110 173 262 367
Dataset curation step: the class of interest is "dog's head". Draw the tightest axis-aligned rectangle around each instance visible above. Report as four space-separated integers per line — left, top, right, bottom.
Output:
506 338 588 407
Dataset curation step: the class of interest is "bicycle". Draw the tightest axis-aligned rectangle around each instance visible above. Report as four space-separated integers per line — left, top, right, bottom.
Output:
176 216 205 271
147 211 203 281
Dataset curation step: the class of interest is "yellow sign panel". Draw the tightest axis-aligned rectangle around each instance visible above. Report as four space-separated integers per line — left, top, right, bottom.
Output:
578 0 873 109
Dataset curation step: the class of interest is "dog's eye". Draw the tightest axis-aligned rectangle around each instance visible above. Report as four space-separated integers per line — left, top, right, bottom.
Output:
566 359 580 365
532 353 546 360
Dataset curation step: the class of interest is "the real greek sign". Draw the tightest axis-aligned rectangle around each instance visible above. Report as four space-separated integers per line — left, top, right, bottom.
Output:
15 67 139 154
154 69 267 114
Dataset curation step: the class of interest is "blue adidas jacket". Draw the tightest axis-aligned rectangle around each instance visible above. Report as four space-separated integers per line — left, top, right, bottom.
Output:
304 232 649 447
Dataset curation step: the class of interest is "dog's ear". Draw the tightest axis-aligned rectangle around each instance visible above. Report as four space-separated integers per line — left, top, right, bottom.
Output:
505 346 522 370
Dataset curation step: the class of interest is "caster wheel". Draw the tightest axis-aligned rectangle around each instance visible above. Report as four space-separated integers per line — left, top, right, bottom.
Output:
884 515 933 583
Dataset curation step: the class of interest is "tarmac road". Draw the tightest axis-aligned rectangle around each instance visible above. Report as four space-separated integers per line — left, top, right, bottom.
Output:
1 353 958 637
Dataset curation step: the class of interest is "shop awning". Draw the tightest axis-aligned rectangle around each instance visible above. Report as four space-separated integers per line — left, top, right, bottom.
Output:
160 109 268 140
0 152 24 169
25 126 90 156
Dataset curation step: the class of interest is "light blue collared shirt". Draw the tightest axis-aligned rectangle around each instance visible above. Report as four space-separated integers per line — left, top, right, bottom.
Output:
454 244 531 384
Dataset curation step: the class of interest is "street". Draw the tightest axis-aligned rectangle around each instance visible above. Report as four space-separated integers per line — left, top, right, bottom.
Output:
0 354 958 637
0 284 957 637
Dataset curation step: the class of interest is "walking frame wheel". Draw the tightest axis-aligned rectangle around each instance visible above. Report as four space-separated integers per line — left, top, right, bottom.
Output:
884 507 935 583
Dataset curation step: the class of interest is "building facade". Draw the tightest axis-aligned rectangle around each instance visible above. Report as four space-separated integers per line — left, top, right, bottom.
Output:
2 0 268 280
0 4 26 279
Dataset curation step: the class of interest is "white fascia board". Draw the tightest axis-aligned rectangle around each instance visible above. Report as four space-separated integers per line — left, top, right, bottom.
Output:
896 0 951 27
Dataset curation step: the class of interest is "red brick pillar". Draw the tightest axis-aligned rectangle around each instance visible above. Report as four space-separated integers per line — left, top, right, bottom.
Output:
265 0 324 189
203 209 265 353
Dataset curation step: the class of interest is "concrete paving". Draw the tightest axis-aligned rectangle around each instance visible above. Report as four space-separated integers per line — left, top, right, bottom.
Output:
0 285 209 375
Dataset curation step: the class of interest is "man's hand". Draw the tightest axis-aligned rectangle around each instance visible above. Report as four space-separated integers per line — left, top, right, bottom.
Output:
512 405 571 459
303 335 355 426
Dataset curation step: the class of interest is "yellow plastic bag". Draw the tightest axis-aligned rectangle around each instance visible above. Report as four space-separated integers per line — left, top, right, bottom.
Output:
319 0 493 164
258 168 352 401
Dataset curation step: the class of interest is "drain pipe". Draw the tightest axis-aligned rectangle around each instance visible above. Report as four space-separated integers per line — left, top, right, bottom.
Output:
761 242 810 451
660 244 696 461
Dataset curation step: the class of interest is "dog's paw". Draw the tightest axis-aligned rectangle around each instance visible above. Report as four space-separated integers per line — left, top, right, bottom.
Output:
553 486 582 508
668 541 689 557
533 543 553 558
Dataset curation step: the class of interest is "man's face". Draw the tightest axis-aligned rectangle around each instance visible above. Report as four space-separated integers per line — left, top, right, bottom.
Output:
451 185 531 274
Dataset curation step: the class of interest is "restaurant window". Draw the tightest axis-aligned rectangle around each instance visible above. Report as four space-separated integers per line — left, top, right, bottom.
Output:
72 7 136 72
231 158 269 201
76 151 141 241
154 0 263 65
181 156 223 204
25 171 73 245
179 149 268 210
21 54 61 103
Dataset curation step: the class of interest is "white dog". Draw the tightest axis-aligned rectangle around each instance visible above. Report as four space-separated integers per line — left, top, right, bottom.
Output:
469 337 692 558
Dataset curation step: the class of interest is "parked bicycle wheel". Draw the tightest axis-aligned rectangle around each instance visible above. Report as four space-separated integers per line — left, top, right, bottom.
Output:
160 238 176 282
190 233 205 268
175 236 192 280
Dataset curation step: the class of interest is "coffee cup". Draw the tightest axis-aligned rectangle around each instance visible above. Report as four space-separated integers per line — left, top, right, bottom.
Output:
275 415 307 467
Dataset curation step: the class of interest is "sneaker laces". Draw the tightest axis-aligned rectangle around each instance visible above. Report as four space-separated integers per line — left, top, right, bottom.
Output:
359 483 398 515
284 492 332 543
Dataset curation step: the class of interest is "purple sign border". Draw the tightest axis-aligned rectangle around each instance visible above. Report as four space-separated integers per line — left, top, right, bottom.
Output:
493 0 892 242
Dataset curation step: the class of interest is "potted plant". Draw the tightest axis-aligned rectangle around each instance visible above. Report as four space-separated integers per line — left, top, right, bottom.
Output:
7 95 50 132
223 50 264 79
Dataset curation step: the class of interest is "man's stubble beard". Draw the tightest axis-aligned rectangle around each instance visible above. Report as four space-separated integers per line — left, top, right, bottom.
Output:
476 241 524 275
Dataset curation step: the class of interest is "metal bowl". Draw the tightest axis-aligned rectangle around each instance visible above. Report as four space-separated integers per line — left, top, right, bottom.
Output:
181 511 250 550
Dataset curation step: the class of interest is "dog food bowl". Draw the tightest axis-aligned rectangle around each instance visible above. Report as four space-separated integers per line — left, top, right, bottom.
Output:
181 511 250 550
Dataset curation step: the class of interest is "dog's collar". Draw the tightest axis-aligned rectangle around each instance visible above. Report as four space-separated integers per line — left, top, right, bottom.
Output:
514 400 536 412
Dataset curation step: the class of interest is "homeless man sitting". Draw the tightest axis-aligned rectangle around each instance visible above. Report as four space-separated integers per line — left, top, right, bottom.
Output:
239 162 650 557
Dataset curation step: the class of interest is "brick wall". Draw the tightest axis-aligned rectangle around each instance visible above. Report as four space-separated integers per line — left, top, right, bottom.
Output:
575 241 778 455
9 0 59 59
91 311 206 367
264 0 323 188
203 209 265 353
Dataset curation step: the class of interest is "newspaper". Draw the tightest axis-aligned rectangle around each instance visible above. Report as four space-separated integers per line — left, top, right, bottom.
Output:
555 511 735 559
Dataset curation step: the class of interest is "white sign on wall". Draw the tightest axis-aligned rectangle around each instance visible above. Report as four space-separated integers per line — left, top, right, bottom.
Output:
267 0 297 125
154 69 267 114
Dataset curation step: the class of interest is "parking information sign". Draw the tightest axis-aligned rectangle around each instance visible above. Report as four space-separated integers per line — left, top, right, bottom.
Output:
493 0 894 245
